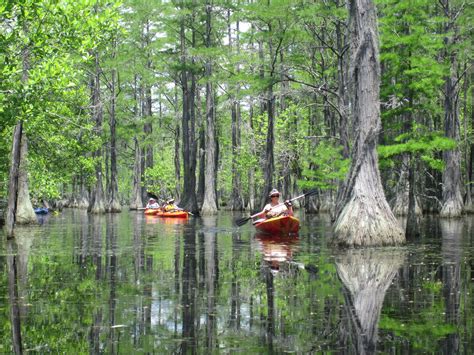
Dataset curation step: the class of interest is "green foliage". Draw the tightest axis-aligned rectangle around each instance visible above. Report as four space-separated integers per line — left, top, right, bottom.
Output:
0 0 122 199
299 142 349 191
379 126 456 171
144 147 176 199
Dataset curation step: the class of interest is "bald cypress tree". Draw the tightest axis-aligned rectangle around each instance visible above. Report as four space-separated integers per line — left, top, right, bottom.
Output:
333 0 405 247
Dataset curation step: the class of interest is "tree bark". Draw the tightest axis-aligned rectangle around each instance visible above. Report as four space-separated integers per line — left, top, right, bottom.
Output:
201 3 218 215
130 138 143 209
440 0 463 217
333 0 404 246
108 66 121 213
179 17 198 212
174 87 181 201
248 104 256 211
261 85 275 207
463 65 472 212
15 132 37 225
230 15 244 211
405 156 420 238
6 19 37 236
88 52 106 214
392 154 422 216
197 87 205 208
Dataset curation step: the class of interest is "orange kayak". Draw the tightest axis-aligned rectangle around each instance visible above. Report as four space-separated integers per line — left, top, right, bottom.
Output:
156 211 189 218
144 208 161 215
254 215 299 234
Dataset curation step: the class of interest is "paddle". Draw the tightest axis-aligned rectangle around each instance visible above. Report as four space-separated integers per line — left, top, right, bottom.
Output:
235 189 318 227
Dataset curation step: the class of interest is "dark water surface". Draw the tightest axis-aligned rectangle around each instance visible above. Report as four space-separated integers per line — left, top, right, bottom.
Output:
1 210 474 353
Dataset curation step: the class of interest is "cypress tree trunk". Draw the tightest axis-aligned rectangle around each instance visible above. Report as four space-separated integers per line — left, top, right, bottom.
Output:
333 0 404 247
466 70 474 212
88 52 106 214
201 2 218 215
335 6 350 159
130 138 143 210
261 85 275 207
108 65 121 213
197 87 205 209
179 17 198 212
6 19 37 236
78 174 90 209
174 88 181 201
248 104 256 211
230 15 244 211
406 156 420 238
463 66 472 212
6 122 37 236
440 0 463 217
440 72 463 217
15 131 37 224
197 137 205 209
393 154 422 216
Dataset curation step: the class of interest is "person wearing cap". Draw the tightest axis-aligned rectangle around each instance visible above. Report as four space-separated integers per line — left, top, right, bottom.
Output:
164 198 183 212
146 198 160 209
255 188 293 221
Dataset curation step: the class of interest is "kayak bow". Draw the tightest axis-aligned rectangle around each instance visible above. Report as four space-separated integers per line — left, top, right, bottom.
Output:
254 215 299 234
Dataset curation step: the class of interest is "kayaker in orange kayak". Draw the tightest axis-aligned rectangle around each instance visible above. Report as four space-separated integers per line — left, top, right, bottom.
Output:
164 198 183 212
253 189 293 224
146 198 160 209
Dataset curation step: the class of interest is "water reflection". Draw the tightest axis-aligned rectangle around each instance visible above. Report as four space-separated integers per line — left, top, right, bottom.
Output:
254 233 299 274
180 220 197 353
335 248 405 354
4 211 474 353
441 219 462 354
7 238 22 355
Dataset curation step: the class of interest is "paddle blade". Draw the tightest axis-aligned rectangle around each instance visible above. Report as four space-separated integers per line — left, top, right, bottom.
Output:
304 189 318 197
235 216 250 227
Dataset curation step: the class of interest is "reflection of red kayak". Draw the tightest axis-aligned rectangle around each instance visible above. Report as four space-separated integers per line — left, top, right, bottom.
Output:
156 211 189 218
254 215 299 234
144 208 161 215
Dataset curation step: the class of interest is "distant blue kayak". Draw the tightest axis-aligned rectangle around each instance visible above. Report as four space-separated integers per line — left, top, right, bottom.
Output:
34 207 49 215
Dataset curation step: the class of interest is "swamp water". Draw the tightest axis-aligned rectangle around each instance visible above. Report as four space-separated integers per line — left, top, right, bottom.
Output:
1 209 474 353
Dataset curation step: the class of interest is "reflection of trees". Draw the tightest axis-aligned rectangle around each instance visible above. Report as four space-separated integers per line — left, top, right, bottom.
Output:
253 234 301 352
106 214 118 354
440 219 462 354
13 227 36 317
7 238 22 355
181 220 197 353
89 214 104 353
230 230 241 330
202 215 219 352
336 249 405 354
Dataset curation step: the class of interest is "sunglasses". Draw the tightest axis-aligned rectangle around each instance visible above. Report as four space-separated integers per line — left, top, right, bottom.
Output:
271 195 279 198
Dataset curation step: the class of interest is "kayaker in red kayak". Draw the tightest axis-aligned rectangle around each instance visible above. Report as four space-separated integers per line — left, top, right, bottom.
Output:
164 198 184 212
253 189 293 224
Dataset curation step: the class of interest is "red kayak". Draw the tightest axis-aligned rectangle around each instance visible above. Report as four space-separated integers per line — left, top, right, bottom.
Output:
254 215 300 234
156 211 189 219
